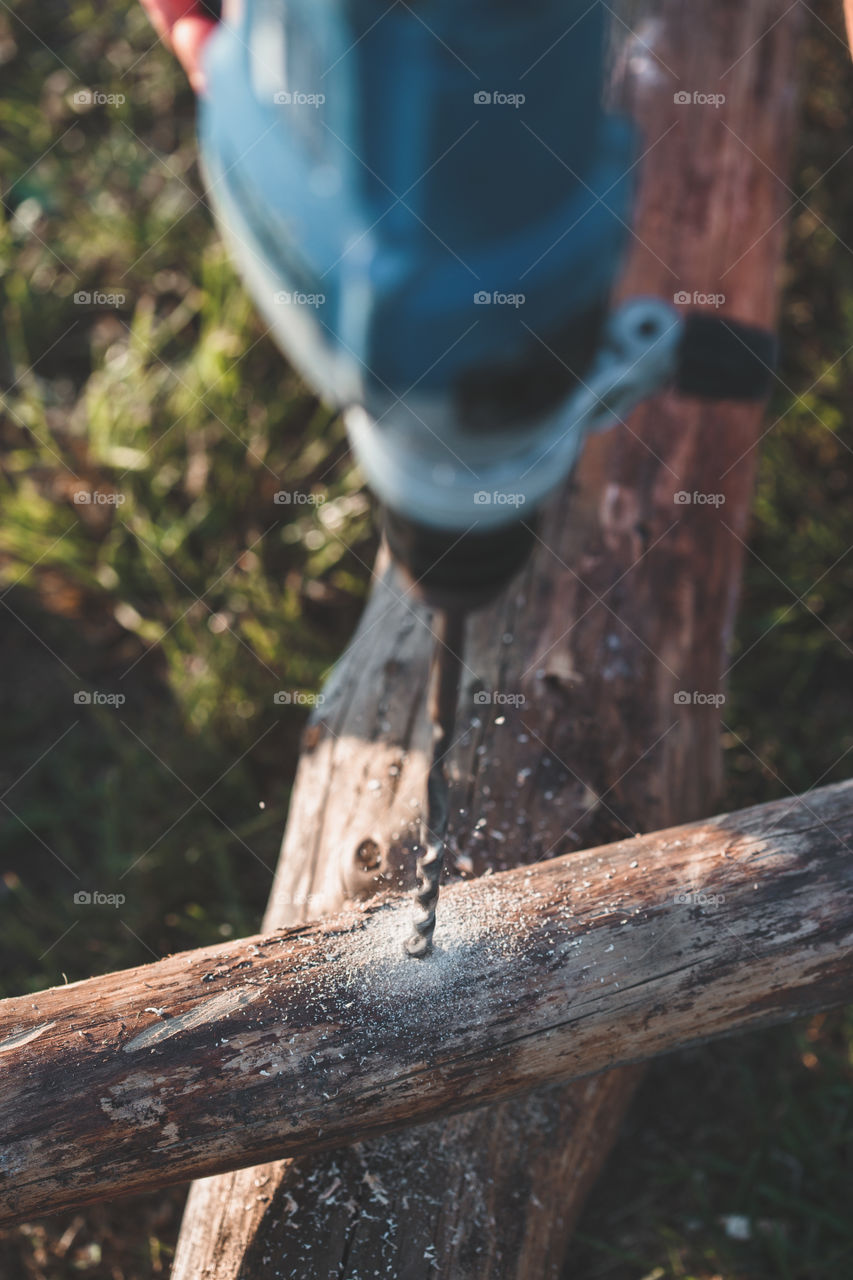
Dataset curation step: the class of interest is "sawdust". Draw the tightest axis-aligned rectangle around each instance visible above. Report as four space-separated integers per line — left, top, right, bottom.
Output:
325 883 525 1033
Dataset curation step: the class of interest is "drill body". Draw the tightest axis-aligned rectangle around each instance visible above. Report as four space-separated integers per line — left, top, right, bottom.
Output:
199 0 639 603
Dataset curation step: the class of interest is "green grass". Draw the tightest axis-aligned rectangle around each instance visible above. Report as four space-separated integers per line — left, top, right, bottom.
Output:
0 0 852 1277
0 0 374 997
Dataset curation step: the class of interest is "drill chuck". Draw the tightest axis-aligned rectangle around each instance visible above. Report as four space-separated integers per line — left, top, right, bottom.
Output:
383 507 538 611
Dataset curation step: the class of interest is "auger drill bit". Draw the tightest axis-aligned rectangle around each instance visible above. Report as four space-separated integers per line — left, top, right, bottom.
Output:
405 608 466 959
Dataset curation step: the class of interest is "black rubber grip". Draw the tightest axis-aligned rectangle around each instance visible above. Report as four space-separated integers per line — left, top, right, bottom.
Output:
675 312 777 401
383 507 537 611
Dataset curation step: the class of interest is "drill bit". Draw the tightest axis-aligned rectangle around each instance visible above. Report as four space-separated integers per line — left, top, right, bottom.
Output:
405 608 466 958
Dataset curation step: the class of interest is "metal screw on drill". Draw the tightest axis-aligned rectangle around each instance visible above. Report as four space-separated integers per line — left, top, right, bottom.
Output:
405 609 465 959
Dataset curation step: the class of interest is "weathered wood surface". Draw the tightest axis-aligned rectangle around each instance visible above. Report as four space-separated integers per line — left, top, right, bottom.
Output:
4 779 851 1227
173 1 803 1276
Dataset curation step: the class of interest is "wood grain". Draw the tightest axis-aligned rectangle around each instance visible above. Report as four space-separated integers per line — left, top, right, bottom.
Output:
3 779 851 1227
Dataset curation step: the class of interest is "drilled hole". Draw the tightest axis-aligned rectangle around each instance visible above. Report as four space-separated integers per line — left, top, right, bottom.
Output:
355 838 382 870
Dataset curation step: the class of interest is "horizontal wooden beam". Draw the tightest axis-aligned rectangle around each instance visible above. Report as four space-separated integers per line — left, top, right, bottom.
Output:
2 779 852 1226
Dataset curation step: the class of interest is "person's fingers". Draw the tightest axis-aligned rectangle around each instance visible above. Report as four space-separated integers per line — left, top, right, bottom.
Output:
139 0 218 94
170 14 218 93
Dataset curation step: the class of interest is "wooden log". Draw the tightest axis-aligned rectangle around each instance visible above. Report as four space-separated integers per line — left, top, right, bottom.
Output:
173 1 803 1276
3 779 852 1227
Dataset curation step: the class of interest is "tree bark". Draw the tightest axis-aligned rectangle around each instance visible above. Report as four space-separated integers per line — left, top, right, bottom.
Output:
2 778 852 1227
173 1 803 1276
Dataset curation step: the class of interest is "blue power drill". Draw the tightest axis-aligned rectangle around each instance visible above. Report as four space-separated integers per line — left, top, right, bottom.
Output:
197 0 775 953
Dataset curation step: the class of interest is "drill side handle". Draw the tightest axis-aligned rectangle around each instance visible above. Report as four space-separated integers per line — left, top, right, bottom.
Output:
675 312 778 402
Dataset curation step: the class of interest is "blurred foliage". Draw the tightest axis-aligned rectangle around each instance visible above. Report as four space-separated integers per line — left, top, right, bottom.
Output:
0 0 375 1015
575 1010 853 1280
721 1 853 807
0 0 851 1277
